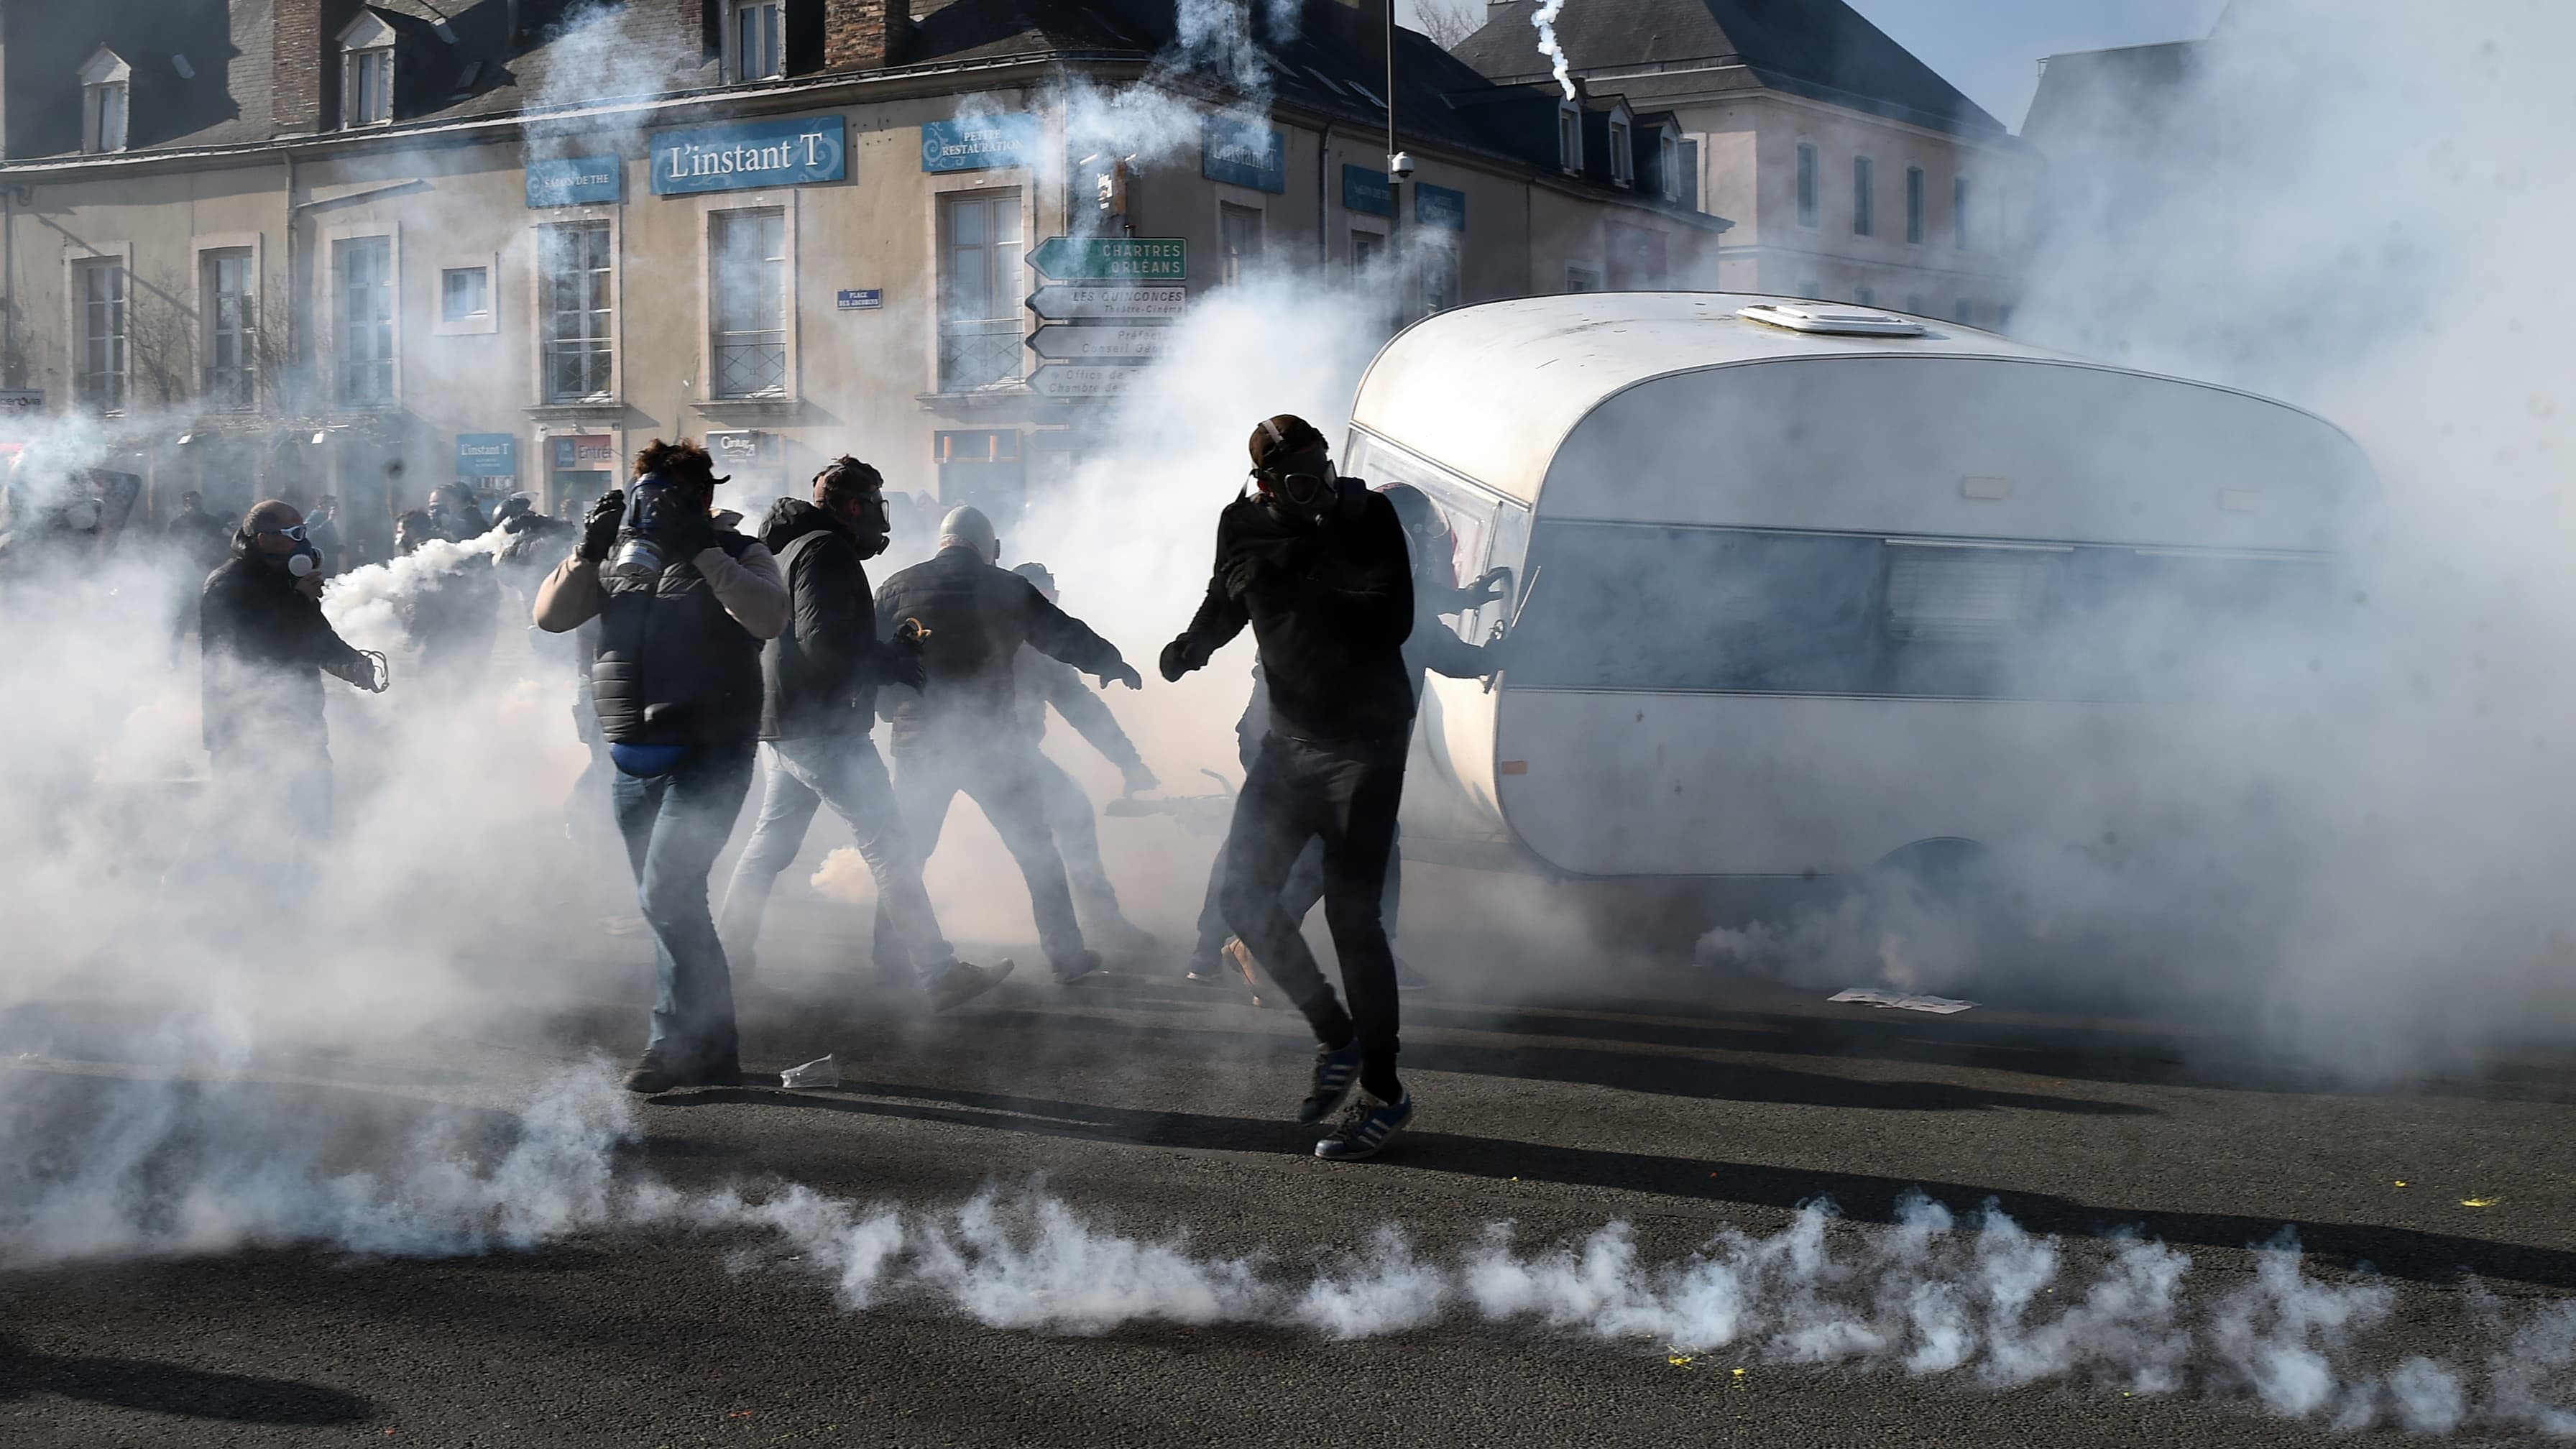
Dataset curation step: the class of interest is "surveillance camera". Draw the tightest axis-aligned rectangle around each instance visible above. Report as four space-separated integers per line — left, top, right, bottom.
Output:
1389 151 1414 180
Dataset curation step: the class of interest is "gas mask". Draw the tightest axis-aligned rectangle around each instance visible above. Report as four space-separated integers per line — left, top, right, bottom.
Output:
1256 462 1338 525
60 497 103 533
247 523 323 578
855 493 892 560
608 474 687 582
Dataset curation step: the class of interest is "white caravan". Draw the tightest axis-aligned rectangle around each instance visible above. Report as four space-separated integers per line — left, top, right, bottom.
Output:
1345 293 2370 901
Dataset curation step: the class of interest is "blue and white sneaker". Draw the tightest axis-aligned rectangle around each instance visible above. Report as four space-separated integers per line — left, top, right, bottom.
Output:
1315 1090 1414 1161
1296 1041 1363 1125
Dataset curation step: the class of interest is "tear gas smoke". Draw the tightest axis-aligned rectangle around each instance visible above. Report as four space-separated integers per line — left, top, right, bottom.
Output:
321 530 514 655
1531 0 1575 101
5 1063 2568 1435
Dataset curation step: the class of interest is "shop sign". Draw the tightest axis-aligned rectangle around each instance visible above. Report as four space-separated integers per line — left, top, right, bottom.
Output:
456 433 518 477
650 116 847 196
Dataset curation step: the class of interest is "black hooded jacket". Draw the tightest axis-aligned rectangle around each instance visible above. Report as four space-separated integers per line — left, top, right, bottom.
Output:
874 546 1126 751
1176 480 1414 744
199 535 374 752
758 497 902 740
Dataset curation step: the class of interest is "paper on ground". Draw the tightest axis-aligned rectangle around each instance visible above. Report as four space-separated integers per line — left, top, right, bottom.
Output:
1829 988 1978 1015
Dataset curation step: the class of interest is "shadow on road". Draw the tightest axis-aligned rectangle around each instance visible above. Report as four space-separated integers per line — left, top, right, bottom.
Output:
660 1077 2576 1291
0 1335 374 1426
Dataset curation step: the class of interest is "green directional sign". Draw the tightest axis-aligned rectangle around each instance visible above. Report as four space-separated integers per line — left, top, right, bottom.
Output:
1027 236 1186 282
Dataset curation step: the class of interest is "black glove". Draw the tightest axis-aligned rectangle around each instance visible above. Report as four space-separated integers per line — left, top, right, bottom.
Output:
1221 553 1266 600
879 634 929 692
1465 566 1512 608
577 490 625 563
1099 659 1144 691
1159 636 1200 683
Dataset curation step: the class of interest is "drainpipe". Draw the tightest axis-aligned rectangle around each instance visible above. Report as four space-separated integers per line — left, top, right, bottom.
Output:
1315 121 1332 263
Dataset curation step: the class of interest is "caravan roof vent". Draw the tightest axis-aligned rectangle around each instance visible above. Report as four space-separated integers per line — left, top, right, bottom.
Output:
1736 301 1928 338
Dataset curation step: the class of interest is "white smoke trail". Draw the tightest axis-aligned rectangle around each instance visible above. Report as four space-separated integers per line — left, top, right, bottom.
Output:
319 531 512 656
1532 0 1574 101
6 1062 2570 1435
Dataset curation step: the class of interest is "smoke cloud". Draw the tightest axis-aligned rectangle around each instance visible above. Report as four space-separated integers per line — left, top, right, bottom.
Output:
6 1064 2570 1435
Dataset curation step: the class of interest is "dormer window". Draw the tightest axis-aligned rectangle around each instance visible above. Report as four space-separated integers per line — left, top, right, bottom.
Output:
1557 103 1582 175
730 1 783 82
80 48 131 154
339 12 397 128
1607 109 1634 188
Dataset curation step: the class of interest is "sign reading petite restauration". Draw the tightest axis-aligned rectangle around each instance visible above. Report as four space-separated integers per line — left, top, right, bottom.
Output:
921 114 1038 172
650 116 847 196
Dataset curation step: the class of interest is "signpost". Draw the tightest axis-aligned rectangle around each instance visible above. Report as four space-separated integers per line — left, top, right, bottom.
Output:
1028 364 1149 399
1027 236 1185 282
1023 237 1189 402
1024 284 1189 322
1028 325 1178 362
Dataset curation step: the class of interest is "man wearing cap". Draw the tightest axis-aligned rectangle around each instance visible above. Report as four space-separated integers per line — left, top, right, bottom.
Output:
873 506 1143 985
1008 560 1162 953
533 438 788 1094
1159 414 1421 1162
716 456 1013 1011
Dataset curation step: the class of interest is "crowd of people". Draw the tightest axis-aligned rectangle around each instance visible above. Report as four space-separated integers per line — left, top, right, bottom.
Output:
133 415 1509 1163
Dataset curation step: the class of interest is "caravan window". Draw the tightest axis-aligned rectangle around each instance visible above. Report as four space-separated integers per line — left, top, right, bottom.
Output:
1504 521 2334 701
1344 431 1532 645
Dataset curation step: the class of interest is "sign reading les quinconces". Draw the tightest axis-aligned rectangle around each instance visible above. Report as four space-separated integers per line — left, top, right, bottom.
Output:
651 116 847 196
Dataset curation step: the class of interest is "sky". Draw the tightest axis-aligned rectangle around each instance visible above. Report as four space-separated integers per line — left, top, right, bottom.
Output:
1402 0 2232 133
1843 0 2230 129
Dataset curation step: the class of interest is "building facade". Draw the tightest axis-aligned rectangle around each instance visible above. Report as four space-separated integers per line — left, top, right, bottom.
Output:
1455 0 2035 325
0 0 1722 560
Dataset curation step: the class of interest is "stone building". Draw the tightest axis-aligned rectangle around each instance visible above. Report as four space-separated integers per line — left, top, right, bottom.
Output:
1454 0 2033 325
0 0 1721 558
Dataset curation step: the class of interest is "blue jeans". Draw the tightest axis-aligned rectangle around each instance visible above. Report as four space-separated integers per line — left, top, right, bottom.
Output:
719 735 952 984
610 741 756 1070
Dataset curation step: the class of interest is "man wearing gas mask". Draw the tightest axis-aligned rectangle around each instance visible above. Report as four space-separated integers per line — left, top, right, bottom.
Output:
1159 415 1418 1161
198 500 388 846
533 439 788 1093
716 457 1012 1011
873 506 1143 986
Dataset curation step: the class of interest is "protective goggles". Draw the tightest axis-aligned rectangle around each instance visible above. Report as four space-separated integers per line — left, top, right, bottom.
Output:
255 523 311 543
1268 471 1332 508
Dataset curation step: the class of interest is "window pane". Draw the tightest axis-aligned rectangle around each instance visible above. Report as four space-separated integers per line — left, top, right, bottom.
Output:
1795 144 1818 226
937 192 1023 390
712 209 786 397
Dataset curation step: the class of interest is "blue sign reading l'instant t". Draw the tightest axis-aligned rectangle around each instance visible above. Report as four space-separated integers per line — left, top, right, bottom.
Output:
1342 165 1393 217
527 155 622 208
650 116 847 196
921 114 1039 172
1415 182 1466 231
1202 116 1287 194
456 433 518 477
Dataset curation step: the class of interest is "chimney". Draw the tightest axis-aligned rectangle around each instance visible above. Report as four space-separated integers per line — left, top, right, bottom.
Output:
823 0 913 69
274 0 325 132
275 0 362 134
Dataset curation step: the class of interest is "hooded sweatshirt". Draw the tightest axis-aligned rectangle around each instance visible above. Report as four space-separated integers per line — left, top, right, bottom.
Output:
756 496 894 740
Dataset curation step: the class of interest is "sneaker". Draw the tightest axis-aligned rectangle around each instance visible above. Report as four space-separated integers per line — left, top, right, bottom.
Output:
1296 1041 1363 1125
1315 1090 1414 1161
1221 937 1280 1009
1392 954 1432 993
1052 949 1108 986
622 1052 745 1094
927 957 1014 1012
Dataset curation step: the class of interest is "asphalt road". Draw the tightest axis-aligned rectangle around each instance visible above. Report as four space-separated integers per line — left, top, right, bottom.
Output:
5 886 2574 1448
